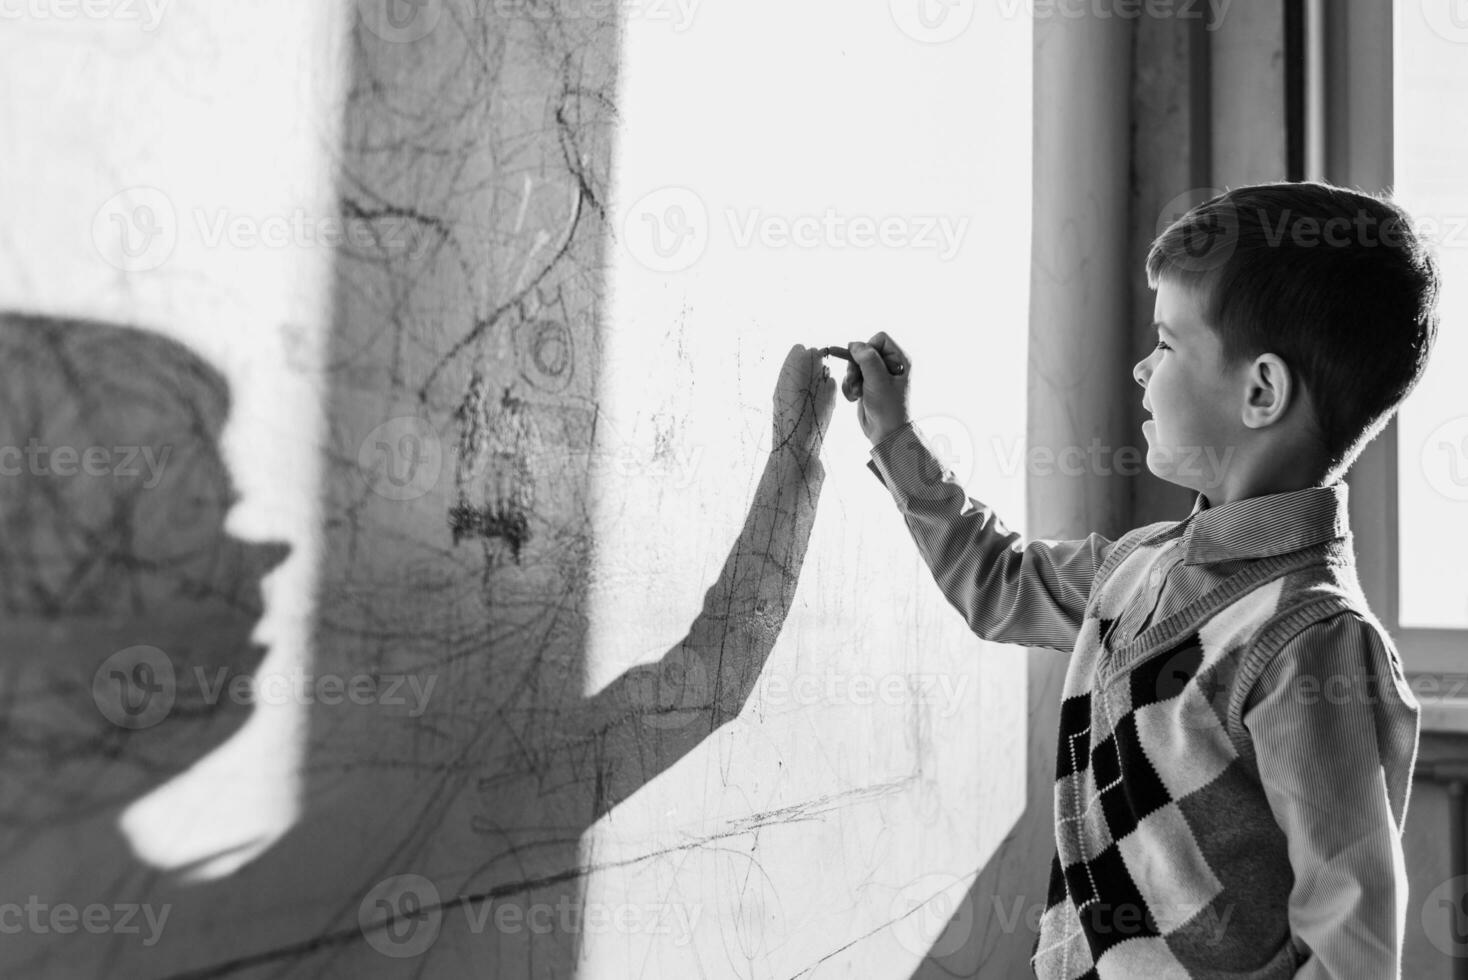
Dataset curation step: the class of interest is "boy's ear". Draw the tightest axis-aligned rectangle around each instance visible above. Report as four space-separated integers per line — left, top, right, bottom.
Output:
1240 353 1293 429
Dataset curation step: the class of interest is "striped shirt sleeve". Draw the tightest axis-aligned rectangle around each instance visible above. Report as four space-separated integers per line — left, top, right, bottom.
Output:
866 421 1118 652
1242 612 1419 979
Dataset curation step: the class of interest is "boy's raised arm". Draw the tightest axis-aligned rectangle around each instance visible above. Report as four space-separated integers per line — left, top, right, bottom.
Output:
840 333 1118 653
865 420 1117 652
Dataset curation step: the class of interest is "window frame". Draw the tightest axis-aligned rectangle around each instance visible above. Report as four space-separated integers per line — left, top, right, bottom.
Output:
1308 0 1467 683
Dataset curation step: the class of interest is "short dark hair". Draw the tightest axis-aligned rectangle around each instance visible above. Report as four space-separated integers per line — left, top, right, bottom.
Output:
1147 181 1441 480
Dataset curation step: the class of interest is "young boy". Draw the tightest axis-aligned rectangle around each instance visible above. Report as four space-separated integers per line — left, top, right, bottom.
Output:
843 181 1440 979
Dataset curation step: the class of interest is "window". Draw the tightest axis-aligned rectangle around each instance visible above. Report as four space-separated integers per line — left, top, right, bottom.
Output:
1308 0 1467 678
1393 3 1468 632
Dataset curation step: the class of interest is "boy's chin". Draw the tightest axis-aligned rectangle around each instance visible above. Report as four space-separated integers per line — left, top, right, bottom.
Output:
1143 446 1202 492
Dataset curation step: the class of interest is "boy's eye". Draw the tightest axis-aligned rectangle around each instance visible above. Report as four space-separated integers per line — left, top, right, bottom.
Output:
1154 339 1171 352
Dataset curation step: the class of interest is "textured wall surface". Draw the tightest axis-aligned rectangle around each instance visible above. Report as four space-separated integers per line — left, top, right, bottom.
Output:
0 2 1031 976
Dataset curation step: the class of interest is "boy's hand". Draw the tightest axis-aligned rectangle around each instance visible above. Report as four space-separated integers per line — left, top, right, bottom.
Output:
841 332 911 446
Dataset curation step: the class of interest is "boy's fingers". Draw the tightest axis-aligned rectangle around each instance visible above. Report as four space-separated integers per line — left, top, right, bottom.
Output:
868 331 909 368
849 342 885 374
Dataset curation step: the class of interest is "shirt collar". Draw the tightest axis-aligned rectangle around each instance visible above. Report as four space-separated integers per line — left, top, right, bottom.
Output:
1179 481 1351 565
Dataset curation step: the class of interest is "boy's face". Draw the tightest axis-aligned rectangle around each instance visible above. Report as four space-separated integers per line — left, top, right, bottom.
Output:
1133 279 1246 497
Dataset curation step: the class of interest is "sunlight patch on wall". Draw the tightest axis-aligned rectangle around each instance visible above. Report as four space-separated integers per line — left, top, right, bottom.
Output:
581 0 1033 974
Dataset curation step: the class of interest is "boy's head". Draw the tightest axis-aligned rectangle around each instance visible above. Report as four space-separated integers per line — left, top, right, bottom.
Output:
1134 181 1441 501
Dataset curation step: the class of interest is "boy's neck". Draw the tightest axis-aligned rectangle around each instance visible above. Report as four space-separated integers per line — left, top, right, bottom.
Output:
1201 456 1332 507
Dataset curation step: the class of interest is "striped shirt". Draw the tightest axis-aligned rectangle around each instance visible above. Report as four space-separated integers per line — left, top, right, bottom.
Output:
866 421 1420 979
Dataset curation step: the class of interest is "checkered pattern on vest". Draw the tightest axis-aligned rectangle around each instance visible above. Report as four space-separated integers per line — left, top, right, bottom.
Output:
1029 526 1360 980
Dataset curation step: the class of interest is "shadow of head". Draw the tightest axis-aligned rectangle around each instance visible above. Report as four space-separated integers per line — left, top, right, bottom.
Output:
0 313 290 825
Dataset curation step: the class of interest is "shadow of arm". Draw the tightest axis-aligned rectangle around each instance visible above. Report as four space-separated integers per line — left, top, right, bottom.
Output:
576 346 832 820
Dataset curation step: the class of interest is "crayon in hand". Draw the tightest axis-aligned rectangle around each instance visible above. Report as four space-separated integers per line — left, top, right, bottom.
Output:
821 345 907 377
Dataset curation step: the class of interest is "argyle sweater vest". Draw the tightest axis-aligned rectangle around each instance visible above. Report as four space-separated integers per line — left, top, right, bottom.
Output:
1030 519 1379 980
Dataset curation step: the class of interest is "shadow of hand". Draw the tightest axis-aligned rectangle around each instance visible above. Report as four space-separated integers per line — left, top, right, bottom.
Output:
771 345 837 458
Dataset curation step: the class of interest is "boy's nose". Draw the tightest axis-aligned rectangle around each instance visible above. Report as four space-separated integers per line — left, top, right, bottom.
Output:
1132 359 1150 389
